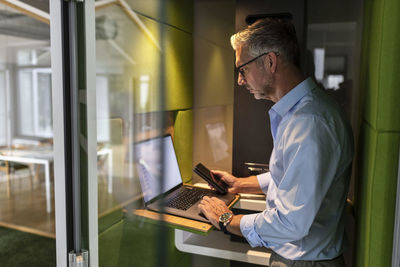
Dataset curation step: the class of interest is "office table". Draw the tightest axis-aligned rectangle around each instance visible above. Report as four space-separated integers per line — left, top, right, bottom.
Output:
0 146 113 213
0 148 54 213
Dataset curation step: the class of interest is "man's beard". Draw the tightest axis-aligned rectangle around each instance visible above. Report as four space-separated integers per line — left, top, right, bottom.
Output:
248 82 273 100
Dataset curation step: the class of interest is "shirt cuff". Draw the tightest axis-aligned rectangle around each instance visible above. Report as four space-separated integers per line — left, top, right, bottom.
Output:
240 213 268 248
257 172 271 195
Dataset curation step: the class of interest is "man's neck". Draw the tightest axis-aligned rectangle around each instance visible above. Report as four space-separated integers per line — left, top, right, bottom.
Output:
274 65 305 102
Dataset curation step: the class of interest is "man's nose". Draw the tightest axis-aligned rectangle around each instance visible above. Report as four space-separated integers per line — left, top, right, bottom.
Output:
237 73 246 86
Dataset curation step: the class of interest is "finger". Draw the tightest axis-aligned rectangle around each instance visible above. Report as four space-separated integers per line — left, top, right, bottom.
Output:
210 196 225 205
202 196 211 202
199 199 206 205
201 196 214 206
207 183 216 190
198 203 220 228
219 176 230 183
200 197 211 205
211 170 227 178
198 203 211 215
227 187 236 193
198 203 206 213
202 198 222 213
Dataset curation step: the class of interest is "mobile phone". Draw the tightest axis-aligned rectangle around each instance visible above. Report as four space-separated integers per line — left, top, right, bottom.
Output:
194 163 228 194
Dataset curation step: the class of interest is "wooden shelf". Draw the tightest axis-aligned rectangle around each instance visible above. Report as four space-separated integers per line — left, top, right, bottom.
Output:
133 209 213 234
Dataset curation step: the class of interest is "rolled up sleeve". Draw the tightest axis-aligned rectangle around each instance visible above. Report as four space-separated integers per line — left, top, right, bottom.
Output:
257 172 272 195
240 213 269 247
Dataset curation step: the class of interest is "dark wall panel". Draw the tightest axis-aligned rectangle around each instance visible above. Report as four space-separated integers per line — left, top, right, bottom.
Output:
232 0 306 177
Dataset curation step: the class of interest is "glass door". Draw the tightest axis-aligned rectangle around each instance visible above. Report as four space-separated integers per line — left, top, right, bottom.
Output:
0 1 56 266
50 0 195 266
93 1 173 266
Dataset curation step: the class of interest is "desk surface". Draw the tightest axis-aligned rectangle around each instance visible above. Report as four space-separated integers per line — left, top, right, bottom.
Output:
175 229 270 266
175 196 271 266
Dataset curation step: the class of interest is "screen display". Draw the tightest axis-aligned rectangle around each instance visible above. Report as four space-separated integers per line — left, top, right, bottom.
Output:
135 135 182 203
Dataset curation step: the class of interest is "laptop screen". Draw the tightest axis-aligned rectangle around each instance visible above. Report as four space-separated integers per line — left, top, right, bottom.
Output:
135 135 182 203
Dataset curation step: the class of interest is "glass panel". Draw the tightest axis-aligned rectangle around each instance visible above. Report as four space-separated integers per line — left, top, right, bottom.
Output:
0 1 55 266
94 2 174 267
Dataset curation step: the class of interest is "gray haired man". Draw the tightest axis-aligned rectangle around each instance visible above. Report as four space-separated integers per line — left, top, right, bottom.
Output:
199 18 353 267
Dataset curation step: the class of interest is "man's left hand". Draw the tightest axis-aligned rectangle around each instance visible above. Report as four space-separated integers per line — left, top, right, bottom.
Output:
198 196 231 229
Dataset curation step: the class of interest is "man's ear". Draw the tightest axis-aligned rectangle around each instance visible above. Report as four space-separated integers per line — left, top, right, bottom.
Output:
264 52 278 73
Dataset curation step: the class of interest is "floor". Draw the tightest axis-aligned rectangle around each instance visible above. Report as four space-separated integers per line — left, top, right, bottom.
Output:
0 166 140 239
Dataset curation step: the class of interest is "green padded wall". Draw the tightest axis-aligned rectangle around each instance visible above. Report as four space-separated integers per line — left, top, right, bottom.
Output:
173 110 193 183
356 0 400 266
127 13 193 113
118 0 193 33
164 26 193 111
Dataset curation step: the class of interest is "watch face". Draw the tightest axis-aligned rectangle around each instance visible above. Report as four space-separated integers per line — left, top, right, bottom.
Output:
219 212 233 223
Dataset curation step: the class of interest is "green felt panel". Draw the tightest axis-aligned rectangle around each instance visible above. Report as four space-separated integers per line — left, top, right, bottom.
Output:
376 0 400 131
361 0 400 131
356 122 400 267
173 110 193 183
367 131 400 266
128 14 193 113
355 122 377 267
360 0 384 130
164 26 193 111
165 0 193 34
122 0 193 33
173 254 192 267
99 217 190 267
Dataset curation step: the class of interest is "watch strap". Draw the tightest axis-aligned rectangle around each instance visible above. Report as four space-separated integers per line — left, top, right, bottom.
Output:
219 221 229 234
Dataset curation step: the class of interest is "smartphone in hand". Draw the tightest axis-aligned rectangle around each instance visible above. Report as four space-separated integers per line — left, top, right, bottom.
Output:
194 163 229 194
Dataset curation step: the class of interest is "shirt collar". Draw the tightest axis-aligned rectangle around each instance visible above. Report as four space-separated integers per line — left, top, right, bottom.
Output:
270 77 316 117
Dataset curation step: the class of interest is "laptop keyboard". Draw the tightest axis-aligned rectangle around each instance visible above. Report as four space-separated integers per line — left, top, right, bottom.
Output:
166 187 214 210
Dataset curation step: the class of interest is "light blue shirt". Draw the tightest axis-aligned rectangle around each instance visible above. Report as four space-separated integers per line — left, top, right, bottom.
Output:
240 77 354 260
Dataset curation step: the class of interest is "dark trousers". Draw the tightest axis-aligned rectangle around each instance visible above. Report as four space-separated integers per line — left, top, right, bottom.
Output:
269 251 345 267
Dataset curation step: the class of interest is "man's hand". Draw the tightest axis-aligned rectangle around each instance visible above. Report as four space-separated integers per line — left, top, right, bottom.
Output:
198 196 231 229
211 170 242 193
212 170 264 194
198 196 244 236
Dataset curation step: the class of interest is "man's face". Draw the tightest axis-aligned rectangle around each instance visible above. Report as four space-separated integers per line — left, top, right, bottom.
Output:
235 46 274 100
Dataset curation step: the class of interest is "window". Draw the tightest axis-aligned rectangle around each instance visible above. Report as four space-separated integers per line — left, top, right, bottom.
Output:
0 71 7 145
16 67 52 138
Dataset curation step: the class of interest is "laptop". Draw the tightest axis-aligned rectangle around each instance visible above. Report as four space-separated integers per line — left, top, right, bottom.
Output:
135 135 237 223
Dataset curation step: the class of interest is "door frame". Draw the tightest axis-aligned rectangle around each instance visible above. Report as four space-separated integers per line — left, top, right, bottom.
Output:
50 0 98 266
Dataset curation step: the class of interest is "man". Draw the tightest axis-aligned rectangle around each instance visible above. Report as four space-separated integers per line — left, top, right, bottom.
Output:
198 18 354 266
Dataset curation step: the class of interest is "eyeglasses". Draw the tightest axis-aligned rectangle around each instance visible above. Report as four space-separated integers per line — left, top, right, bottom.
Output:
236 51 279 78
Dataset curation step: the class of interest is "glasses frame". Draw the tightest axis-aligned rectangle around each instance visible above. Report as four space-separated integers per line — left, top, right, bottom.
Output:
236 51 279 79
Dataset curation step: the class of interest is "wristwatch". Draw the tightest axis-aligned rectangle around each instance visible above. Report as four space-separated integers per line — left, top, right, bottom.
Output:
219 212 233 234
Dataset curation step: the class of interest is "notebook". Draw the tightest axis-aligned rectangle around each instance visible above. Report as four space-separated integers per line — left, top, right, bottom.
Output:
135 135 237 223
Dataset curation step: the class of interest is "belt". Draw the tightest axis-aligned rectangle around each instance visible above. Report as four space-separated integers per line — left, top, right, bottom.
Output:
270 251 344 265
